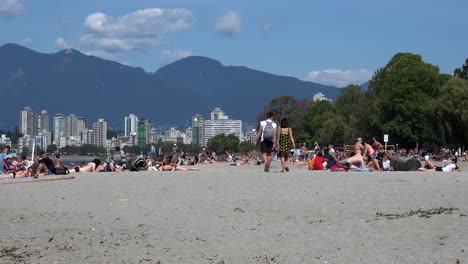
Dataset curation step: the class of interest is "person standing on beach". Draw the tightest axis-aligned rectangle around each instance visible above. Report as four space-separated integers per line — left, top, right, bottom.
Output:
255 111 278 172
278 117 295 172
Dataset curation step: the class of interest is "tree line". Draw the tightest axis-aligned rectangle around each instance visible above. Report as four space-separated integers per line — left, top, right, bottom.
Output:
258 53 468 150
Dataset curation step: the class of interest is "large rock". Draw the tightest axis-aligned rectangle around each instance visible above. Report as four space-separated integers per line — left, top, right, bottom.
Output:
390 156 422 171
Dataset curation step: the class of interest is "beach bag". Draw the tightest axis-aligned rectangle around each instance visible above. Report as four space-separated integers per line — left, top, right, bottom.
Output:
127 156 147 171
55 167 69 175
263 121 275 141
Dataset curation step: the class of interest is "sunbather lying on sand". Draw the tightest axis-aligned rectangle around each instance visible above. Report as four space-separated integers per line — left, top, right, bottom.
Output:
418 156 461 172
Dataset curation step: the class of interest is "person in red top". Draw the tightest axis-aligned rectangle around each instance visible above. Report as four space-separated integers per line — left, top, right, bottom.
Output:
313 152 327 170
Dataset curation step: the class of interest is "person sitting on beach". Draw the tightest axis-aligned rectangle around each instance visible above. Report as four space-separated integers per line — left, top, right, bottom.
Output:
55 153 64 169
225 151 233 162
313 142 321 155
0 161 39 179
38 151 55 175
323 148 336 170
300 143 308 161
312 152 327 170
382 152 393 171
372 137 383 153
418 156 461 172
15 155 30 170
4 157 17 172
347 138 366 168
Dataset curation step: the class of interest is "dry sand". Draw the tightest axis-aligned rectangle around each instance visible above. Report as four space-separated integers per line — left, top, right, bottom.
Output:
1 160 467 264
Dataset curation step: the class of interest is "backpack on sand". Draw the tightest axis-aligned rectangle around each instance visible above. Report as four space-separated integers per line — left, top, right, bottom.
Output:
263 121 275 141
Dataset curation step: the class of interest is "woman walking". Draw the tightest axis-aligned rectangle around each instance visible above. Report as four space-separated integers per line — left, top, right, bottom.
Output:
278 118 295 172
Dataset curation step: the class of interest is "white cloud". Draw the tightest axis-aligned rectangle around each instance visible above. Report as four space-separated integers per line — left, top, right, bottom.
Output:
19 37 32 46
55 37 71 49
305 69 374 87
0 0 24 16
215 10 241 37
80 8 195 52
160 49 192 65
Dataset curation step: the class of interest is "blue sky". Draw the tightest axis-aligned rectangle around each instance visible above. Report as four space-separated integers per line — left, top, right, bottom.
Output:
1 0 467 87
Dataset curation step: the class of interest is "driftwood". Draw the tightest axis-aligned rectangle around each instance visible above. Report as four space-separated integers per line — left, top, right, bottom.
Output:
0 175 75 185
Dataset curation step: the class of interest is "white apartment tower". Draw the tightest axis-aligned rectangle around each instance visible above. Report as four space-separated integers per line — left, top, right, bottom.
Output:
36 110 50 135
92 119 107 147
19 106 34 136
203 107 242 146
124 114 138 136
53 113 68 143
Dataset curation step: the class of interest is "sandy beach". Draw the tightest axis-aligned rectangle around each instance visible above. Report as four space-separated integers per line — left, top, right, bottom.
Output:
1 160 467 264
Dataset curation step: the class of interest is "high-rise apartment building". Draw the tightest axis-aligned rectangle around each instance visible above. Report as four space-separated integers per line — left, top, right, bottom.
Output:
68 114 79 137
36 110 49 135
124 114 138 136
77 117 88 143
191 114 204 146
137 118 150 148
53 113 68 143
203 107 242 146
92 119 107 147
19 106 34 136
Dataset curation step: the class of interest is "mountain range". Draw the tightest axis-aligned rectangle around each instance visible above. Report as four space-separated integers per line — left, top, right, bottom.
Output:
0 43 342 131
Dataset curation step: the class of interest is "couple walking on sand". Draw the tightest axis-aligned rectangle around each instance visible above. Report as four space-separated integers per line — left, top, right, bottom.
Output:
255 111 295 172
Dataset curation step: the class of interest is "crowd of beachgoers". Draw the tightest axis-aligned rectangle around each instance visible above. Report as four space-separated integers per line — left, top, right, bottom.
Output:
0 139 465 180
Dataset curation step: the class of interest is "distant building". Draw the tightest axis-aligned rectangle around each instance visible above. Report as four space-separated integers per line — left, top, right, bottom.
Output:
0 134 12 147
91 119 107 147
17 135 33 154
164 127 182 143
204 107 242 146
184 127 192 145
125 114 138 137
137 118 150 148
191 114 205 147
77 117 88 143
313 92 332 103
35 133 50 150
53 113 68 144
36 110 50 135
19 106 34 137
244 129 258 144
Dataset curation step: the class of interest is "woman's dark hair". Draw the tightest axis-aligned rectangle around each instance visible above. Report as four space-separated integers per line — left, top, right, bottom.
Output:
280 118 289 128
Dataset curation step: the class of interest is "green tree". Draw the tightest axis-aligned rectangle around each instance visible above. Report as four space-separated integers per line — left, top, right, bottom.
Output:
302 100 335 141
21 146 30 157
239 141 255 154
454 58 468 80
258 95 310 133
207 134 240 154
369 53 446 147
334 84 373 142
429 77 468 145
47 144 57 154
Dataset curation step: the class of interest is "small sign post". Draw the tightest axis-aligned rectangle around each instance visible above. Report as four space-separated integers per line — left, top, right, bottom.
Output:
384 134 389 152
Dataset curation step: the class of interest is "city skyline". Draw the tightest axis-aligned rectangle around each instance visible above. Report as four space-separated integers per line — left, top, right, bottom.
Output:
12 106 251 151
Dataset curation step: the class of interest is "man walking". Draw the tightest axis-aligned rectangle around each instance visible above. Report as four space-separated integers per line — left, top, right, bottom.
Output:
255 111 278 172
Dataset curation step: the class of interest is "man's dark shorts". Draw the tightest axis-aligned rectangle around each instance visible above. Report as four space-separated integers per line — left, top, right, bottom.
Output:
260 140 274 154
